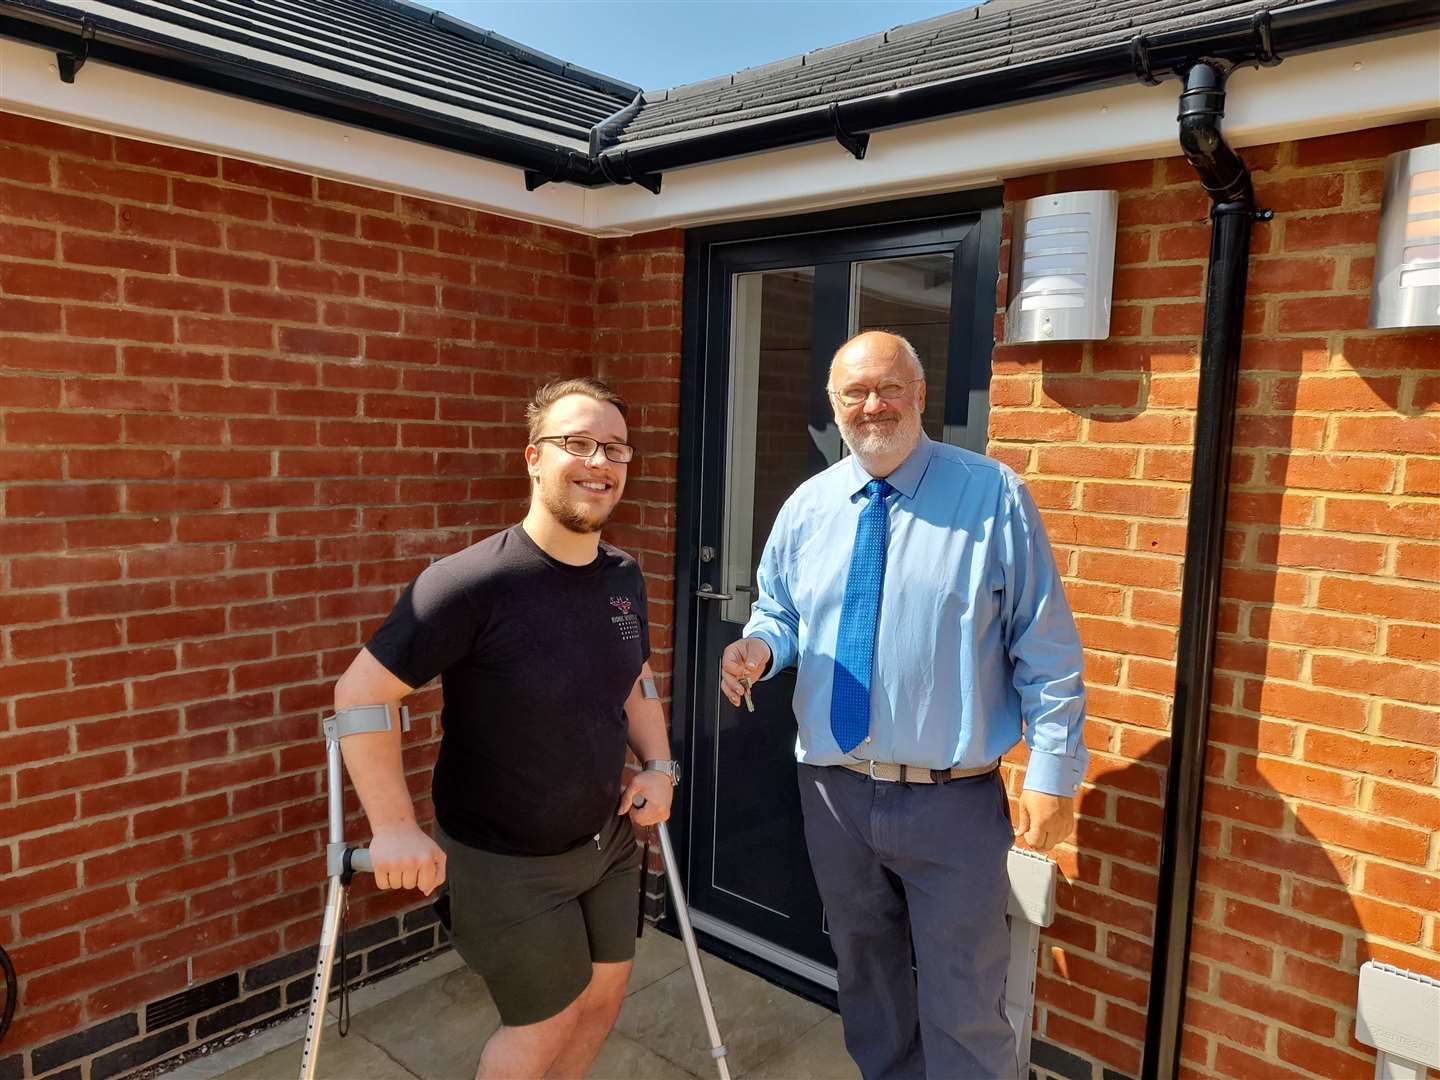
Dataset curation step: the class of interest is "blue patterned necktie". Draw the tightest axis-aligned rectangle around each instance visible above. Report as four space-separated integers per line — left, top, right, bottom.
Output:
830 478 893 754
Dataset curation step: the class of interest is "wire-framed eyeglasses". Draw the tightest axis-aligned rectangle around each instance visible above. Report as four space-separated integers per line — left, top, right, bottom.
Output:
827 377 924 408
535 434 636 464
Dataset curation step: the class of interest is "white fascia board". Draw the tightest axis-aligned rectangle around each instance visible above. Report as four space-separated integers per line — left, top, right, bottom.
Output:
0 36 589 231
2 30 1436 238
582 28 1440 234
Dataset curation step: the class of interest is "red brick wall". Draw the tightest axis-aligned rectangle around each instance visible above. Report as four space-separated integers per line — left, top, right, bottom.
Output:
6 100 1438 1080
593 230 686 694
0 109 683 1070
994 119 1440 1079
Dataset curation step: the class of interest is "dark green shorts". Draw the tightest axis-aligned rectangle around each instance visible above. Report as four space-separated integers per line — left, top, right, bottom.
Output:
434 812 643 1027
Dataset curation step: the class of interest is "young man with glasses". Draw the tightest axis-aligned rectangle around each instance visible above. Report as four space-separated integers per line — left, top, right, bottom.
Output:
331 376 677 1080
719 330 1087 1079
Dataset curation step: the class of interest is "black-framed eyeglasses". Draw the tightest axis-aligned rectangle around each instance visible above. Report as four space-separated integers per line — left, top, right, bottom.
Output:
827 377 924 408
535 434 635 464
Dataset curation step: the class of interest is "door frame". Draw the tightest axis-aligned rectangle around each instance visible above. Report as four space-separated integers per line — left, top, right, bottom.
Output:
664 189 1005 1002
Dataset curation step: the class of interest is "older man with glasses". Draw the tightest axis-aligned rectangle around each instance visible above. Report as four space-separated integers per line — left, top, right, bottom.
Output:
720 330 1087 1080
331 376 678 1080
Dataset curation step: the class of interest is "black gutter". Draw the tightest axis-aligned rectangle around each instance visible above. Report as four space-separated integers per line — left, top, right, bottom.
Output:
596 0 1440 182
1141 62 1265 1080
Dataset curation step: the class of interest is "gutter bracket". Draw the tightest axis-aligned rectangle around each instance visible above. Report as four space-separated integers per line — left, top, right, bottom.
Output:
1249 10 1283 67
524 170 551 192
1130 34 1162 86
597 150 662 195
57 18 94 84
829 102 870 160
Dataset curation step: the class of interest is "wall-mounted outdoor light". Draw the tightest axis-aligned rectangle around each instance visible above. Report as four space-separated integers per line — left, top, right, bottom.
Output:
1370 141 1440 329
1005 189 1119 344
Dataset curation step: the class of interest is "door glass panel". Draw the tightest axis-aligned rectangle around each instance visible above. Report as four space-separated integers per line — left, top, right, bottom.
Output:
713 265 822 926
850 253 954 440
722 267 816 625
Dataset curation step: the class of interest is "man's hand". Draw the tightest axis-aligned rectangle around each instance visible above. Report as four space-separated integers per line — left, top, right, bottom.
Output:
368 822 447 895
619 768 673 827
720 637 772 708
1015 791 1075 852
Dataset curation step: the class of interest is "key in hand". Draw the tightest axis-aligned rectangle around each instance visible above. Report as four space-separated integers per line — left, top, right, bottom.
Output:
739 676 755 713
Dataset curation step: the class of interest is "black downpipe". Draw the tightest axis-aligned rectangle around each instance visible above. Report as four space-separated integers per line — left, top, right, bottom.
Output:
1141 62 1261 1080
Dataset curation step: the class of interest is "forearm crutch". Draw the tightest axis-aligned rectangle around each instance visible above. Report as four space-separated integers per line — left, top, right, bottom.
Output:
297 705 408 1080
635 796 730 1080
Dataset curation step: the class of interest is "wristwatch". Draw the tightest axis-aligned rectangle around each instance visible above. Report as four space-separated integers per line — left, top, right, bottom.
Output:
644 759 681 787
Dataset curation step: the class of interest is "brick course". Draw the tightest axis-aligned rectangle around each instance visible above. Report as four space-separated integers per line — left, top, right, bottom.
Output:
998 119 1440 1080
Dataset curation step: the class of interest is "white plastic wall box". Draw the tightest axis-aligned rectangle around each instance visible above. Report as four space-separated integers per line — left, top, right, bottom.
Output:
1355 960 1440 1080
1370 142 1440 329
1005 190 1119 344
1006 846 1058 1073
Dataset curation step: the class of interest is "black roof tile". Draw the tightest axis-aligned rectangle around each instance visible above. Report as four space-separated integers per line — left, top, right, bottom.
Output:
3 0 636 148
618 0 1308 147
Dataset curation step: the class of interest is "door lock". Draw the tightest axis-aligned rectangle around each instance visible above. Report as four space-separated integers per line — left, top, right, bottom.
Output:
700 546 716 563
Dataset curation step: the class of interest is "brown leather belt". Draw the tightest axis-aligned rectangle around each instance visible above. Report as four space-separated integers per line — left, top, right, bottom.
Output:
840 759 998 784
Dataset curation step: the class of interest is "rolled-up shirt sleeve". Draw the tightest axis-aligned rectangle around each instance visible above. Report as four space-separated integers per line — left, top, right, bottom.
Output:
744 503 801 678
999 476 1088 797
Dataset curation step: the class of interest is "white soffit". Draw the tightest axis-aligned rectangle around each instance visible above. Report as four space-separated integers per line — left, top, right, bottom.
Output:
1 30 1437 237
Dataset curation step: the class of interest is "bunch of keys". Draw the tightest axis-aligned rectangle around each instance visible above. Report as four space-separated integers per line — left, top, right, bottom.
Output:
739 676 755 713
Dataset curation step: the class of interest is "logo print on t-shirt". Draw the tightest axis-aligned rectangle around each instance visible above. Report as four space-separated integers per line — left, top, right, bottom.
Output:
609 596 640 642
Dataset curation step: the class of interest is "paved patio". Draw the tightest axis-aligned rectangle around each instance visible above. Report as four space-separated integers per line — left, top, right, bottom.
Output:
166 931 859 1080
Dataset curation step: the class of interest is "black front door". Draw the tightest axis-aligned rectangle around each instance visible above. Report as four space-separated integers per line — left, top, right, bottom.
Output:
671 196 1003 987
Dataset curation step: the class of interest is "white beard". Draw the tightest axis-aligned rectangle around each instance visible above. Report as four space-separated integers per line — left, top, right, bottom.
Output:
838 409 922 462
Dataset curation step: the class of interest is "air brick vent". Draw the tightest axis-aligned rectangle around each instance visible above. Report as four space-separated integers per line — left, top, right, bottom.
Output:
145 974 239 1030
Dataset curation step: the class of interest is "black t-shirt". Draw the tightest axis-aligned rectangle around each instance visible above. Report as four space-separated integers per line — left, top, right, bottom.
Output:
366 524 650 856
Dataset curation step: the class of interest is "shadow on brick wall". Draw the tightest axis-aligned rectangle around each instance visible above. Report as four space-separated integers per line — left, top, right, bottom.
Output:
1029 734 1370 1080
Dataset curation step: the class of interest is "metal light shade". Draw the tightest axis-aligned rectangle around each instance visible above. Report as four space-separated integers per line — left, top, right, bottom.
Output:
1005 189 1119 343
1370 142 1440 329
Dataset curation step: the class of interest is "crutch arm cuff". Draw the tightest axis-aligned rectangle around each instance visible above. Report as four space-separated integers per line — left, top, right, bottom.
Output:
324 703 411 741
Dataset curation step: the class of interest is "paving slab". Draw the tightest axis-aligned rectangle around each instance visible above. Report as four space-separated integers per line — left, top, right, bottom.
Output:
188 931 851 1080
588 1030 702 1079
350 967 500 1079
615 952 831 1078
743 1014 860 1080
214 1032 418 1080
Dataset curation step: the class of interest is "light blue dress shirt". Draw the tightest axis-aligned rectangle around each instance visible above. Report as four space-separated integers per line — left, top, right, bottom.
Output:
744 433 1088 797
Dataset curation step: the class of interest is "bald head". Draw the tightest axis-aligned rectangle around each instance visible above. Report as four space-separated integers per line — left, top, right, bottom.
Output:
826 329 927 477
829 331 924 386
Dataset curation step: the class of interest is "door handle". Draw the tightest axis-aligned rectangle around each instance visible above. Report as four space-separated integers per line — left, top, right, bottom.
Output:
695 584 734 600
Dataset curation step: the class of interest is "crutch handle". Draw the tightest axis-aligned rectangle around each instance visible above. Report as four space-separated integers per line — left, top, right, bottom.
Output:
327 844 373 876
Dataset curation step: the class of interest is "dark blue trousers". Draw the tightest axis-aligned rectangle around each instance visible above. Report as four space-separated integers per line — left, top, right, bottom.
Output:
797 764 1019 1080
